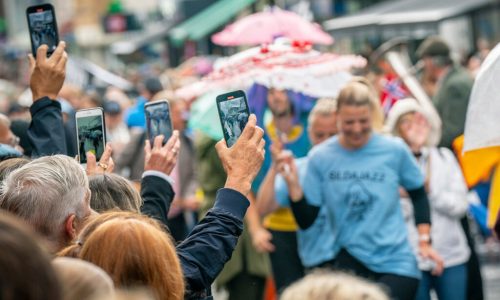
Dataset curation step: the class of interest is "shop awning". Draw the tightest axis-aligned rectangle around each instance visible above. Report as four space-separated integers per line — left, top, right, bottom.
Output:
169 0 256 47
324 0 494 31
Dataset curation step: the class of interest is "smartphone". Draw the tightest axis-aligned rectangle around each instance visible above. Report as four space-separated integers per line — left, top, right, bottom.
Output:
216 90 250 147
76 108 106 164
26 3 59 57
145 100 173 145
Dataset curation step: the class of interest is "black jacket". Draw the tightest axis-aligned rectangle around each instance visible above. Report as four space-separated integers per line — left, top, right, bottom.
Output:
28 97 250 299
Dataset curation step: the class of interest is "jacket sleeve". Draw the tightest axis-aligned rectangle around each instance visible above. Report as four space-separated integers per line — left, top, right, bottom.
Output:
176 188 249 295
429 149 469 218
28 97 68 157
140 175 175 226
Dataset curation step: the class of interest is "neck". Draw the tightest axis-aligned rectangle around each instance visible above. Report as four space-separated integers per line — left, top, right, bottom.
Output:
338 133 371 150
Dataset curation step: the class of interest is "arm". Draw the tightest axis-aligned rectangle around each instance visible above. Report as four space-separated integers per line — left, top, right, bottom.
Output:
27 42 68 157
177 114 265 295
408 186 444 275
429 149 469 218
28 98 67 156
177 188 249 295
290 196 320 229
256 166 280 216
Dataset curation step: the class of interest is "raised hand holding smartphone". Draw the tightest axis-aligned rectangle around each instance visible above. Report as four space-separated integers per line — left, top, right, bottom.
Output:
76 108 106 165
26 3 59 57
145 100 173 146
216 90 250 148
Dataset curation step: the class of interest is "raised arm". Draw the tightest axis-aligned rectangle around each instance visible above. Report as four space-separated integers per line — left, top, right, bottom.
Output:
27 42 68 156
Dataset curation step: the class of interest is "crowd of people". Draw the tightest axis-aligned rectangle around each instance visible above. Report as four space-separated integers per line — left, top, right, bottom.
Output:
0 31 497 300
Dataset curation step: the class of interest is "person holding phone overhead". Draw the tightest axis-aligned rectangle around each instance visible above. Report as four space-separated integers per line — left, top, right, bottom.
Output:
279 79 443 300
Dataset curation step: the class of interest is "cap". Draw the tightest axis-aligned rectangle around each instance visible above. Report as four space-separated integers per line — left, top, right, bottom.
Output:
416 36 450 59
103 101 122 115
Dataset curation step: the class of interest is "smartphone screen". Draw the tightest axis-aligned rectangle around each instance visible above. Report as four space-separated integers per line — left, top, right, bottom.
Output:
216 91 250 147
76 108 106 164
26 4 59 57
145 100 173 145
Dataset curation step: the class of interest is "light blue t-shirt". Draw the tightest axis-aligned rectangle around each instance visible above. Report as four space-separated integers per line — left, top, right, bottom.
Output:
275 157 335 267
303 133 424 279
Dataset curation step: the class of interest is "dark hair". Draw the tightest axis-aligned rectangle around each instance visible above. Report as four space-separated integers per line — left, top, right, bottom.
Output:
0 211 62 300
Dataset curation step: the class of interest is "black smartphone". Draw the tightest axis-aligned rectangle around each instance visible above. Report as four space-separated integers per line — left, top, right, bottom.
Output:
145 100 173 146
216 90 250 147
26 3 59 57
76 108 106 165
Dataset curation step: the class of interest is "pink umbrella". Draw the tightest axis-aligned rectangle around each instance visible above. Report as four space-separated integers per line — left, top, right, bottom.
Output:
212 7 333 46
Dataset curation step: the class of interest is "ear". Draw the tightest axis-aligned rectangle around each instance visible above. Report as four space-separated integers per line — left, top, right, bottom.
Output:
65 214 77 241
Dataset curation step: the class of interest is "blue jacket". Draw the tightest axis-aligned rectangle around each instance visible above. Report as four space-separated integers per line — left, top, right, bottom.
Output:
28 97 250 299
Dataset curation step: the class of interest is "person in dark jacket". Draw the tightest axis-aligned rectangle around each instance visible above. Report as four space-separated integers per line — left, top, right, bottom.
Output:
24 42 266 299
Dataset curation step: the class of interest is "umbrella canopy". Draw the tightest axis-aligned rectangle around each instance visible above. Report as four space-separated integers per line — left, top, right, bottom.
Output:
464 42 500 152
212 7 333 46
176 41 366 100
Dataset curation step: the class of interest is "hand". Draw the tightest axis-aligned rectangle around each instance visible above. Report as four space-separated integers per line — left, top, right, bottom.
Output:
419 242 444 276
270 139 283 164
216 114 265 196
29 41 67 101
86 144 115 176
144 131 181 175
250 226 275 253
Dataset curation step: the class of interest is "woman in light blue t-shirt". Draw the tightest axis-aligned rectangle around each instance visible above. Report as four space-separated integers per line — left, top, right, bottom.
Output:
276 79 443 300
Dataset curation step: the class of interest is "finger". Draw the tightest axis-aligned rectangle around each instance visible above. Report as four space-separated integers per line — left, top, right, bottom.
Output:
250 126 264 145
162 130 179 152
36 45 48 64
28 54 36 74
49 41 66 64
215 139 228 160
153 135 164 149
86 151 96 174
99 144 113 163
55 51 68 73
258 138 265 151
144 139 152 155
107 157 115 173
239 114 257 141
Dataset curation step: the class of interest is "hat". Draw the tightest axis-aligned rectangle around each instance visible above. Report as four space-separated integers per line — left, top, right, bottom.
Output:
103 101 122 115
416 36 450 59
384 98 441 147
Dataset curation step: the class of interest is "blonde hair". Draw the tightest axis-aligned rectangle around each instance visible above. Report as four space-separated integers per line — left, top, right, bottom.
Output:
52 257 115 300
89 174 142 213
337 77 385 132
281 271 389 300
308 98 337 125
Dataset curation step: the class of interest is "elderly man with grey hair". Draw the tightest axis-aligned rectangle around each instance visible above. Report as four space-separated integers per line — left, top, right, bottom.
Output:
0 154 91 252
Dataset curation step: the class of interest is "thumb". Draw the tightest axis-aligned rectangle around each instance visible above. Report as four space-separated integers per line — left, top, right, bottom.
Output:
28 54 36 74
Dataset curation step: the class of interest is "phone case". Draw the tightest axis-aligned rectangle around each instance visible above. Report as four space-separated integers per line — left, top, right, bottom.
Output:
216 90 250 147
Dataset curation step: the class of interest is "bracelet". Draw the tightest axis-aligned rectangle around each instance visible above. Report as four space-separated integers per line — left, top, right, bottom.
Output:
419 234 431 244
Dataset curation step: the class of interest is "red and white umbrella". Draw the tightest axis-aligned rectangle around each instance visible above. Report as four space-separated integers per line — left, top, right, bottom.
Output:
176 41 366 100
212 7 333 46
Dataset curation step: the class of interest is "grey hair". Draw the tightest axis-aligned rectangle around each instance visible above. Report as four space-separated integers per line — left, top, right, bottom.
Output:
89 173 143 213
0 155 89 247
308 98 337 125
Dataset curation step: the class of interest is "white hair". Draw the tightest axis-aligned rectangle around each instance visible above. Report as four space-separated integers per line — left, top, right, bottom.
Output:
281 271 389 300
0 155 89 247
308 98 337 125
